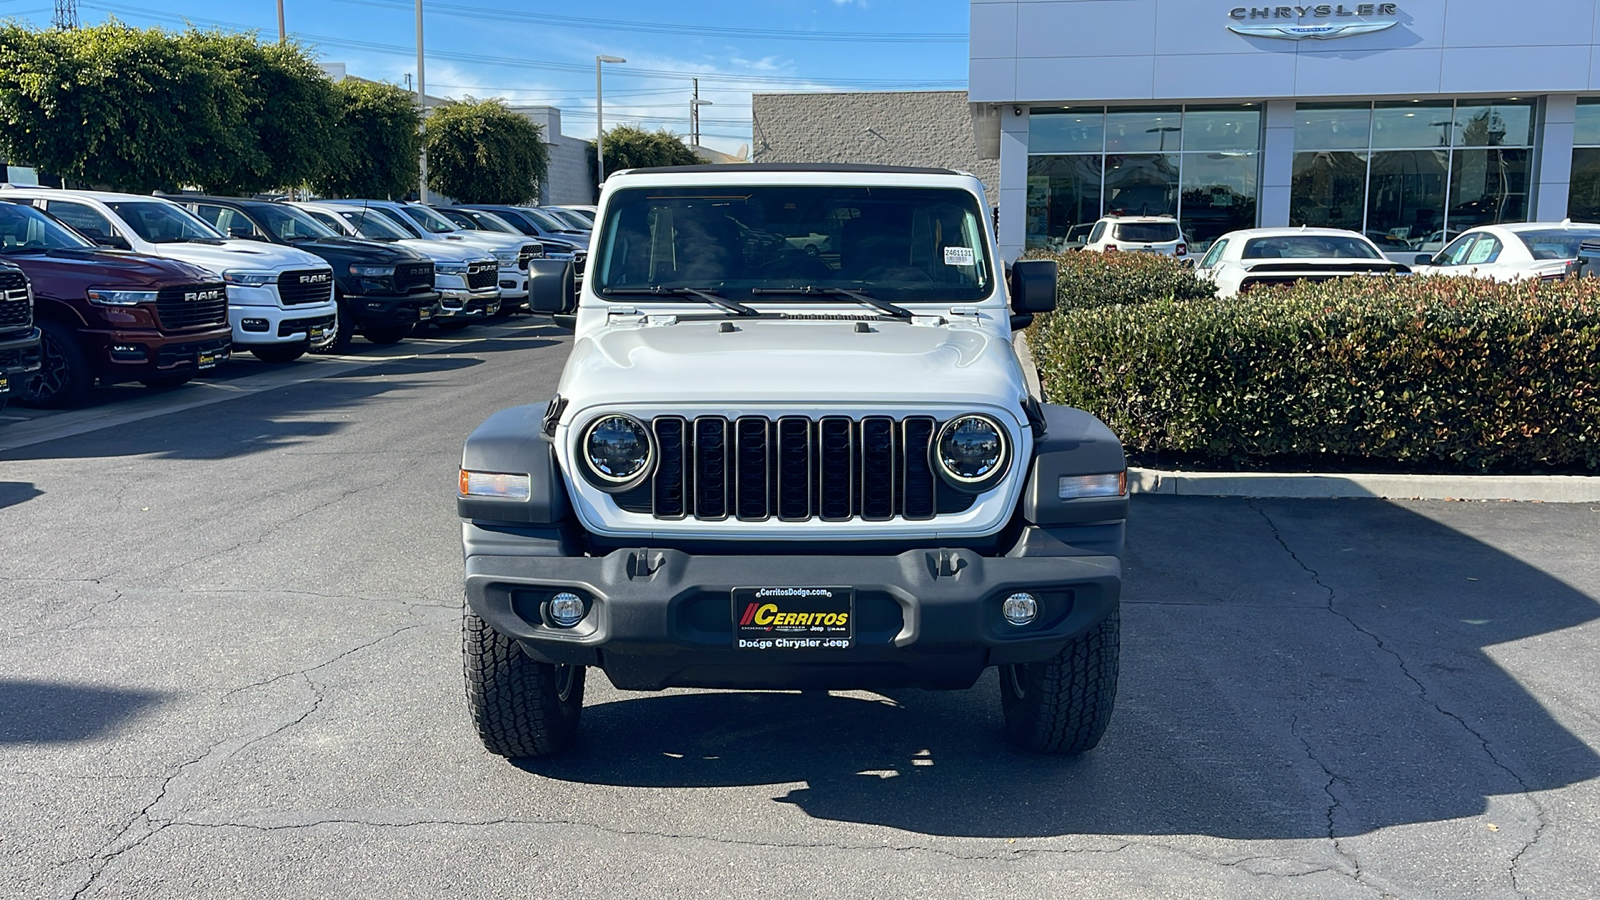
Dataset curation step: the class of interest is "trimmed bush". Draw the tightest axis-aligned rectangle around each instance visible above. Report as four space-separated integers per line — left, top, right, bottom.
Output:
1023 249 1216 310
1027 275 1600 473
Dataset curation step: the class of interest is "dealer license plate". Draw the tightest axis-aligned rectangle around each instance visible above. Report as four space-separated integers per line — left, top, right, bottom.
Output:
419 307 433 320
197 352 216 370
309 325 328 345
733 586 854 650
0 375 8 394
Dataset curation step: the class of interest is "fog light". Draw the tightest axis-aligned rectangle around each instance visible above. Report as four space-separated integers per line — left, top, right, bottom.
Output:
548 592 585 627
1002 592 1038 626
241 317 270 332
109 344 147 361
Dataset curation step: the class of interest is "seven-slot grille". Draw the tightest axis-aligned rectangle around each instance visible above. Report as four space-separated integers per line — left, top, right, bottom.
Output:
394 262 434 293
614 415 980 522
277 268 335 305
155 282 227 330
467 262 497 290
516 244 542 269
0 271 29 330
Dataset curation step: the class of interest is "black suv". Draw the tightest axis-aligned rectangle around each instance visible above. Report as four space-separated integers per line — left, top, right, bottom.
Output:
179 197 440 352
444 206 588 268
0 260 43 412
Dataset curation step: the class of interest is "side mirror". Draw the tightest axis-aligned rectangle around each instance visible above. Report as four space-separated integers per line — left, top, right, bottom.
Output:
95 234 132 251
1181 256 1196 268
1008 259 1058 315
527 257 576 315
1414 254 1433 266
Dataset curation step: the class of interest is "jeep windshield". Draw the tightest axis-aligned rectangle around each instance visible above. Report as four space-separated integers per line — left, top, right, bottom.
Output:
0 203 96 253
593 186 994 303
105 201 225 244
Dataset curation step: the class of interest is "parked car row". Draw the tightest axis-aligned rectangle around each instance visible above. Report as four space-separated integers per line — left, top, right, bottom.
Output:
0 186 563 411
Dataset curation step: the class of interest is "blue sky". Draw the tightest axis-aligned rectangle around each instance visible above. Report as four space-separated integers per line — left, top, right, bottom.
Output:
0 0 972 155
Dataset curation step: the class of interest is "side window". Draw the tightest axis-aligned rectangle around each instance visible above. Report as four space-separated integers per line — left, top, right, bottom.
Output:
1434 234 1478 266
46 201 117 242
1198 239 1228 269
306 210 344 232
205 207 263 240
1088 221 1106 244
1465 235 1502 265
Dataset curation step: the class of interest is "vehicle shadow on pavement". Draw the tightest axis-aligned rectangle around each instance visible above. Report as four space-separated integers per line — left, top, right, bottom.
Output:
0 481 42 510
522 497 1600 840
1 355 483 462
0 679 164 744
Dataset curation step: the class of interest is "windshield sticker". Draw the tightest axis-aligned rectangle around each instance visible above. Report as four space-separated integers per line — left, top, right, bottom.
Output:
944 246 975 266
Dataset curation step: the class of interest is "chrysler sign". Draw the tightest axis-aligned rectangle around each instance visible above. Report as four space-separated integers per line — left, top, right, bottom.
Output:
1229 4 1399 40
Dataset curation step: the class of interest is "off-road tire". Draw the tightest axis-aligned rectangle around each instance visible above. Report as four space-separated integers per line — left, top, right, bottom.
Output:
363 324 410 345
140 375 193 389
20 319 92 408
463 607 584 757
999 607 1119 755
251 343 307 364
313 299 354 354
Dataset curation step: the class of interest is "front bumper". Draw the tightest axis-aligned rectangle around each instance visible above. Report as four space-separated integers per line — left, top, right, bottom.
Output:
463 532 1121 691
497 265 529 300
0 327 43 397
438 287 501 318
348 290 441 329
81 328 231 383
230 300 339 347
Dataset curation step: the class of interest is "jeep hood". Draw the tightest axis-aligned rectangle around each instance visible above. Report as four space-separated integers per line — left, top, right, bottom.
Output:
558 318 1027 411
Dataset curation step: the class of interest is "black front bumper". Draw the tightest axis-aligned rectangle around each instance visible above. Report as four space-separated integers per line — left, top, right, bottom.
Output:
349 290 441 329
0 326 43 396
463 529 1121 692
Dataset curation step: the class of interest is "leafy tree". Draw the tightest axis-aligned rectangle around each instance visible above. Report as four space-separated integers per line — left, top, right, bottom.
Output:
589 125 699 183
423 98 548 204
315 79 421 199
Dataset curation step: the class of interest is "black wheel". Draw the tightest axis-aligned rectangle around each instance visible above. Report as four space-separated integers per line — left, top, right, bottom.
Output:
20 319 92 408
463 607 584 757
140 375 192 389
313 299 354 354
434 319 472 331
362 324 410 345
250 343 307 364
999 607 1120 755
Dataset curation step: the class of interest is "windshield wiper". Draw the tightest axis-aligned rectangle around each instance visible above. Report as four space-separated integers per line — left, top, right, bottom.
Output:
606 286 758 317
749 285 911 319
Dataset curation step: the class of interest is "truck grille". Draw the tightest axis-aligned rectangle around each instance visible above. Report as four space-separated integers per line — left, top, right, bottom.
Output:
394 262 434 294
0 271 30 330
155 282 228 330
467 263 497 290
517 244 542 269
616 415 978 522
277 268 335 305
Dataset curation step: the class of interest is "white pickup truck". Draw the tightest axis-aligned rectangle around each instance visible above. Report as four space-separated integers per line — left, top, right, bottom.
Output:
456 164 1129 758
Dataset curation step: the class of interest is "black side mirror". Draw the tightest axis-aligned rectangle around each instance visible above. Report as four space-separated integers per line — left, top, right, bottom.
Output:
1009 259 1058 315
95 234 132 251
527 257 576 316
1181 256 1196 268
1414 254 1433 266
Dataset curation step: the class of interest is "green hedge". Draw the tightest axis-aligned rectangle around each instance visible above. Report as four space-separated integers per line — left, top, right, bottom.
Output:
1023 249 1215 310
1027 275 1600 473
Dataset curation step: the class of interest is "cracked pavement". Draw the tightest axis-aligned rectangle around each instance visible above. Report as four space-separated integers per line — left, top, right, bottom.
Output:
3 319 1600 898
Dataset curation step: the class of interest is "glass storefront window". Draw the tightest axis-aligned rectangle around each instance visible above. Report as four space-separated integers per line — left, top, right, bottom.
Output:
1371 101 1456 150
1029 110 1105 154
1296 104 1372 151
1452 102 1535 148
1366 149 1449 244
1025 155 1104 250
1104 154 1179 217
1105 108 1183 153
1183 107 1262 153
1181 152 1258 246
1448 148 1529 230
1575 101 1600 148
1569 148 1600 223
1291 152 1369 231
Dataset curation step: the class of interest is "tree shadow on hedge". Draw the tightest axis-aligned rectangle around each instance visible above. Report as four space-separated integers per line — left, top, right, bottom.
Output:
521 497 1600 840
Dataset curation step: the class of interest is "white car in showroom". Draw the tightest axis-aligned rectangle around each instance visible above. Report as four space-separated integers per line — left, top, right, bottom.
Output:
1081 215 1187 258
1194 227 1410 297
1409 221 1600 282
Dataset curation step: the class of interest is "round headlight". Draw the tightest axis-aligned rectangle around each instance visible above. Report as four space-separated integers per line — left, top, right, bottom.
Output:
934 415 1009 491
582 414 654 488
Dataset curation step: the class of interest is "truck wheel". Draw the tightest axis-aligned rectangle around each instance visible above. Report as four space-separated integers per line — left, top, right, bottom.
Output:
20 319 92 408
313 300 354 354
463 607 584 757
362 324 409 345
251 344 306 364
999 607 1119 755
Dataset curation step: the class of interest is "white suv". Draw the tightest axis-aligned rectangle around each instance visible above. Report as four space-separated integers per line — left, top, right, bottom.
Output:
1081 216 1187 258
4 188 337 362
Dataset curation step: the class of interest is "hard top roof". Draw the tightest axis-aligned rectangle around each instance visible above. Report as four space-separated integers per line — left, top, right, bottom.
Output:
614 163 960 176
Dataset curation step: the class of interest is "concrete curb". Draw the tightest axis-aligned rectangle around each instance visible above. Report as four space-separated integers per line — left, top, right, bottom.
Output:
1129 467 1600 503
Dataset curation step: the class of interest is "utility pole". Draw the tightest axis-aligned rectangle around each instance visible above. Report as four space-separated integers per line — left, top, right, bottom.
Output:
595 55 626 190
52 0 78 29
276 0 285 42
690 79 713 150
416 0 428 203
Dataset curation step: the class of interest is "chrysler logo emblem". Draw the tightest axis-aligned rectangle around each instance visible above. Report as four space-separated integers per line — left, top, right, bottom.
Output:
1229 4 1399 40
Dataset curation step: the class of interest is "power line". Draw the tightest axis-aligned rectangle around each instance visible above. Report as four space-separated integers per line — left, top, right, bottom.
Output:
331 0 966 43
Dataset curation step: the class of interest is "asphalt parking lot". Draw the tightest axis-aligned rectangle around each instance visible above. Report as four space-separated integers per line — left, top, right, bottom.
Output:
3 317 1598 899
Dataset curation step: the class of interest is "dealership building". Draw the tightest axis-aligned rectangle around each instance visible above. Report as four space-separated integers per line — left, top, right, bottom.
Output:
969 0 1600 258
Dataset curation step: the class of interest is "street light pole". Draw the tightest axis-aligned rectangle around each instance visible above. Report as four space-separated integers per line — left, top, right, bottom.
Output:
595 55 626 191
277 0 285 43
416 0 428 203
